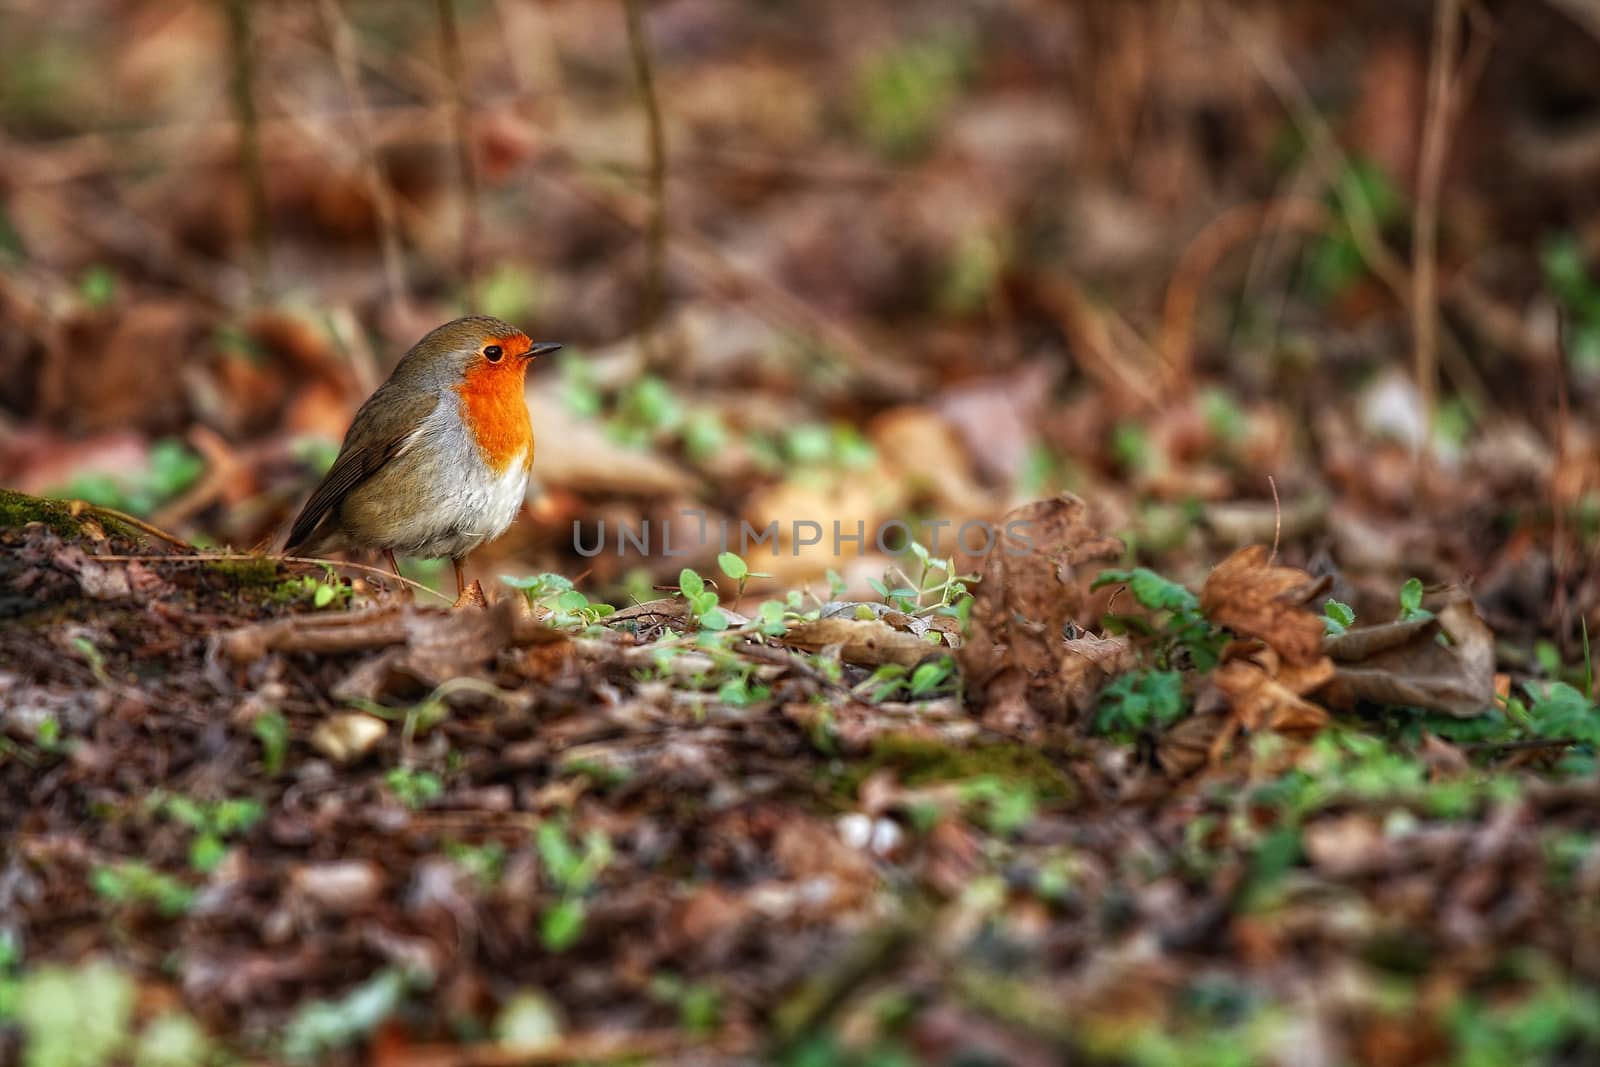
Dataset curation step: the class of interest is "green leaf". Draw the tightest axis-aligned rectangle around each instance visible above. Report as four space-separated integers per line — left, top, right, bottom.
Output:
758 600 788 636
1323 598 1355 636
253 712 289 775
1094 669 1188 739
1397 577 1432 621
699 609 730 632
679 568 705 600
554 589 589 612
188 834 225 874
536 823 582 887
1093 568 1199 614
313 583 335 608
717 552 748 581
910 659 952 697
1526 682 1600 744
541 899 586 952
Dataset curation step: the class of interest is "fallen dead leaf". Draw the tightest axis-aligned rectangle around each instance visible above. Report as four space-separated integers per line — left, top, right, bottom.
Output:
959 494 1123 722
1200 545 1327 665
783 615 938 669
1323 589 1496 717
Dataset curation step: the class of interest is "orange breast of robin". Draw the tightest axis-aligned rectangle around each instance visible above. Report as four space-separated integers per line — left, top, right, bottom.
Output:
455 358 534 474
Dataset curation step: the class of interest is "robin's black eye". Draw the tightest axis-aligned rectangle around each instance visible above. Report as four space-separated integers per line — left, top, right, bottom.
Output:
483 344 503 362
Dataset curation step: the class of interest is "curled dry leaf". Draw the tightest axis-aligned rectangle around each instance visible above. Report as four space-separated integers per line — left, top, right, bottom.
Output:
1059 633 1138 718
1323 589 1496 717
783 616 938 669
1200 545 1327 665
1211 645 1333 739
958 494 1123 722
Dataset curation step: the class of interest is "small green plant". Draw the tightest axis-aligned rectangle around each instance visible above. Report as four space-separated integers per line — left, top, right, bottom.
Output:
1094 669 1187 740
855 30 973 158
679 568 729 632
1094 568 1225 670
89 861 196 917
280 968 419 1064
1519 682 1600 745
535 822 613 952
71 635 111 688
443 840 506 889
866 542 975 623
276 570 350 609
1323 599 1355 636
1543 233 1600 374
960 776 1038 835
717 551 771 606
854 657 958 703
384 767 444 810
1397 577 1432 622
501 573 614 629
649 974 721 1035
1446 969 1600 1067
78 264 118 308
252 712 289 775
151 793 265 872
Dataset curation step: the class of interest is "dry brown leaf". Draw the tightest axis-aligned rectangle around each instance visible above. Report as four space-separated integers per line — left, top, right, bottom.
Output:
783 616 937 668
1212 652 1333 735
959 494 1124 722
1200 545 1327 665
1323 589 1496 717
1058 633 1137 717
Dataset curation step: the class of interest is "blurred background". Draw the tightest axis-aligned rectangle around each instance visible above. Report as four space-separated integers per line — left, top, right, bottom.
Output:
1 0 1597 646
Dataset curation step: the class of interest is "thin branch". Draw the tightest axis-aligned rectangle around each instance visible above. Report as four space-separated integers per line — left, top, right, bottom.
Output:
318 0 410 319
222 0 271 299
622 0 669 365
435 0 481 309
1414 0 1466 448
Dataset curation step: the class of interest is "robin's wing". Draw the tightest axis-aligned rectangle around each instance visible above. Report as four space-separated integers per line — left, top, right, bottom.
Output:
285 388 439 552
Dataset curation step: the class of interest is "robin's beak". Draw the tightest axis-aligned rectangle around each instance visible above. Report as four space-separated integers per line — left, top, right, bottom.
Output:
525 342 562 360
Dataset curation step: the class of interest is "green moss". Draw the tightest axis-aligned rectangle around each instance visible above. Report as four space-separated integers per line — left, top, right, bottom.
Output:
0 488 143 541
206 557 285 589
834 735 1075 802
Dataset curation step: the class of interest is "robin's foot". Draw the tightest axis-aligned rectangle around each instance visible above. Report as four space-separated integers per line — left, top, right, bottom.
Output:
452 579 488 610
382 548 415 602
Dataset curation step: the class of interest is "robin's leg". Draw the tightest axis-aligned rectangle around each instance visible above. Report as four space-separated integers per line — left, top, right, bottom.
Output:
453 558 467 597
384 549 402 580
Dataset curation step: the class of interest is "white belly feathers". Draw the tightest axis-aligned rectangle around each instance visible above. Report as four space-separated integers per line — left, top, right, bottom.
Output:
340 394 531 559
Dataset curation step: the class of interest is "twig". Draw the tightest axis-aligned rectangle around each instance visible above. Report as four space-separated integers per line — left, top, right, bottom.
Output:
622 0 669 366
1268 474 1282 565
435 0 480 309
1414 0 1466 450
318 0 410 319
222 0 271 299
63 502 192 550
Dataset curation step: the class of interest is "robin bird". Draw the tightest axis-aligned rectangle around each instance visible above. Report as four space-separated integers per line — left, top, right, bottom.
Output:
285 316 560 597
